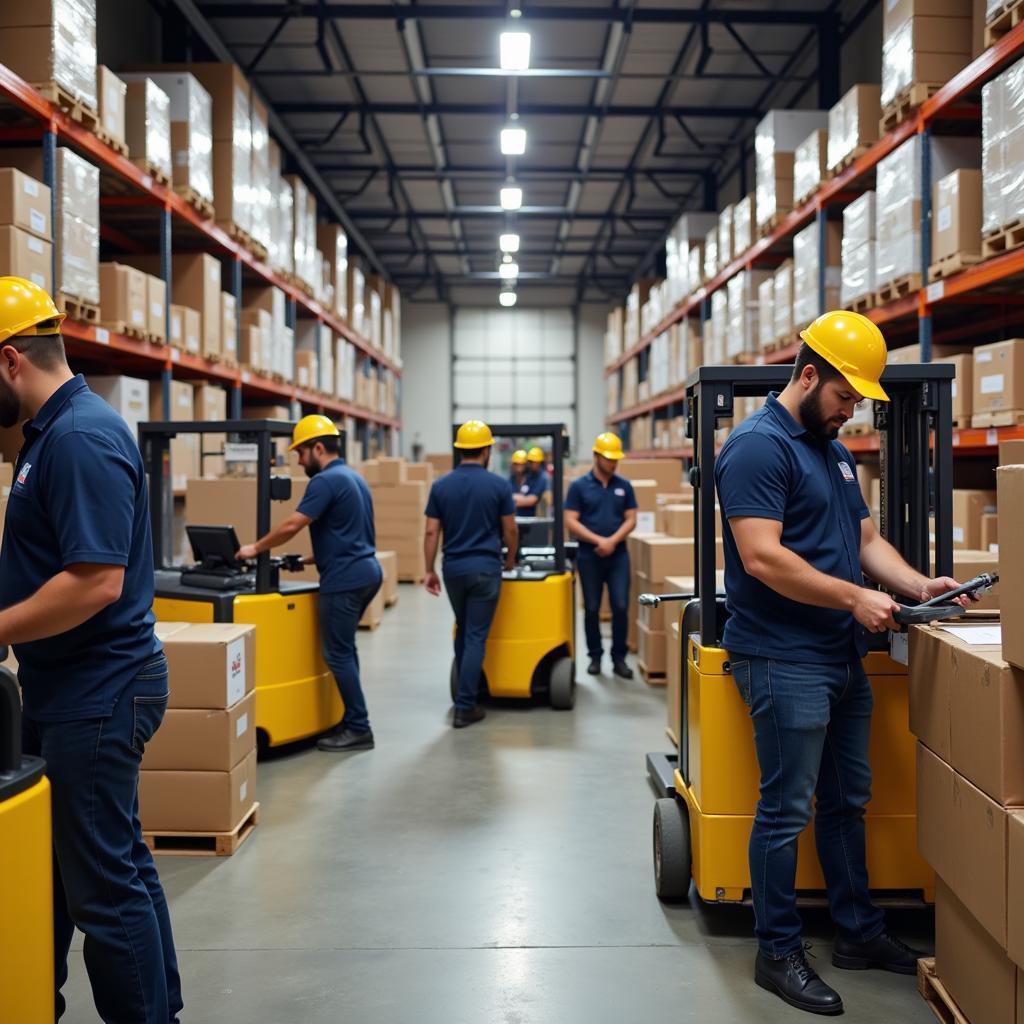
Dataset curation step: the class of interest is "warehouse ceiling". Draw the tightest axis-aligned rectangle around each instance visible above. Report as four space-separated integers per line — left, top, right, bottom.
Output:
195 0 874 306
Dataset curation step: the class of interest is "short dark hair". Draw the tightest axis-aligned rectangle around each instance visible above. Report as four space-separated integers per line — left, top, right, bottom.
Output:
4 331 67 371
303 434 341 455
791 342 844 386
458 446 488 459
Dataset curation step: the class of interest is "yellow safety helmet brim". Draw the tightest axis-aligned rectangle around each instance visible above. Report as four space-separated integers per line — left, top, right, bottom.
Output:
800 330 890 402
290 413 341 450
454 420 494 449
594 447 625 461
799 310 890 403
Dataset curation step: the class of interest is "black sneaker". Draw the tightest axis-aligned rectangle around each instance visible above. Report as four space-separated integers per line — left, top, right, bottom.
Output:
612 660 634 680
586 657 601 675
755 946 844 1016
453 706 486 729
317 727 375 752
832 931 925 975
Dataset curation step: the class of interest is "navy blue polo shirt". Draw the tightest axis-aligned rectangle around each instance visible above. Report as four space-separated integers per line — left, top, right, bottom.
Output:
564 470 638 555
425 464 515 577
715 392 870 662
516 467 549 518
296 459 381 593
0 375 160 722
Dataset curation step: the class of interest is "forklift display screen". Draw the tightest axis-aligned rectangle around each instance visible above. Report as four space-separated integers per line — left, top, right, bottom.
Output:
186 525 242 569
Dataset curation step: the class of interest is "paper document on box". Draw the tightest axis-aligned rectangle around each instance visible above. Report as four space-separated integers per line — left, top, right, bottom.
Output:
939 625 1002 645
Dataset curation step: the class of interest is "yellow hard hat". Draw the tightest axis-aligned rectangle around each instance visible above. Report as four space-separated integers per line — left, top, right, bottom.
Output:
454 419 494 450
593 431 625 461
800 310 889 402
511 449 528 465
527 446 545 463
0 276 65 344
289 413 340 450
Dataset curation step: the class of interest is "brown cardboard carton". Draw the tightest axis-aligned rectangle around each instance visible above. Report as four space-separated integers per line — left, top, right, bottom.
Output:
932 168 983 262
637 623 667 675
154 621 191 644
239 324 263 369
953 549 1000 610
220 292 237 363
887 341 970 364
376 457 407 486
425 452 453 476
936 354 973 426
174 253 221 357
98 65 126 146
1000 466 1024 672
139 749 256 833
884 0 973 31
1001 439 1024 465
146 274 165 343
0 168 50 241
162 623 255 710
0 226 51 293
149 379 194 423
617 458 683 492
974 339 1024 418
193 383 227 477
295 350 318 391
142 691 255 772
359 587 385 629
909 625 955 762
405 463 434 485
100 262 147 332
373 480 427 509
981 513 999 553
935 879 1019 1024
169 305 201 356
636 534 724 582
1009 811 1024 970
952 489 997 550
377 550 398 605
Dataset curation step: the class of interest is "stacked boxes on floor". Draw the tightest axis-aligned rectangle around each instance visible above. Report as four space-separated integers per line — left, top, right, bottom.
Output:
362 458 433 583
139 622 257 836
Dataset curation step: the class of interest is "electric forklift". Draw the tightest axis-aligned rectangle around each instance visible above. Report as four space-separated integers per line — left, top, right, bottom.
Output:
646 363 967 905
141 420 341 749
447 423 577 709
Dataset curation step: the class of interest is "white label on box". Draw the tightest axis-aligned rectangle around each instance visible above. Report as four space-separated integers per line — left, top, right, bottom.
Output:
187 333 198 353
977 351 993 363
151 302 162 317
29 272 43 287
29 208 45 234
990 543 999 553
952 526 964 543
889 630 908 666
636 511 656 533
132 309 144 326
224 442 259 462
236 712 248 738
241 371 251 383
170 347 180 362
951 380 957 399
174 149 188 168
953 432 961 446
937 205 952 233
980 373 1004 394
210 266 219 283
27 236 43 255
105 84 119 110
225 637 246 706
239 780 248 804
987 429 998 445
22 177 38 198
142 175 152 190
926 281 944 303
95 327 109 344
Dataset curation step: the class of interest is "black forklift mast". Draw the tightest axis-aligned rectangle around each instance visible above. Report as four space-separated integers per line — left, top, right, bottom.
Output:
450 422 571 573
139 420 346 595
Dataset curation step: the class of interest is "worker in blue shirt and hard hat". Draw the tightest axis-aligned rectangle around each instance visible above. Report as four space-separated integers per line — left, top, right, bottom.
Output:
0 278 181 1023
513 445 548 518
565 431 637 680
509 448 528 491
424 420 518 728
238 414 382 752
716 311 969 1016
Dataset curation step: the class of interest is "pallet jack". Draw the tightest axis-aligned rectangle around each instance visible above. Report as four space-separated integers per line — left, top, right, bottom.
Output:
646 363 965 905
448 423 578 709
141 420 341 749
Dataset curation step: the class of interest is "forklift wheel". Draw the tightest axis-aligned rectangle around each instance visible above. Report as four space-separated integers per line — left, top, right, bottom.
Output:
549 656 576 710
653 798 691 902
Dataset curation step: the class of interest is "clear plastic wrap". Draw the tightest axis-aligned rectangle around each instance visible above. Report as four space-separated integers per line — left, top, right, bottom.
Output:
688 244 704 290
733 194 755 255
793 222 841 327
758 276 775 352
773 261 793 345
56 148 99 304
708 289 727 365
881 17 971 109
842 191 876 251
840 242 876 306
718 205 734 269
794 130 826 205
275 170 294 276
249 96 272 251
881 20 913 108
984 57 1024 236
827 85 881 172
125 79 171 181
755 110 828 231
875 136 922 286
703 226 718 283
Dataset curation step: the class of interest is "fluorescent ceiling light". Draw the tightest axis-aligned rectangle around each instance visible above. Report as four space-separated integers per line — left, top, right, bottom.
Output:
500 32 531 71
498 260 519 280
500 126 527 155
499 291 517 307
499 232 520 253
500 186 523 210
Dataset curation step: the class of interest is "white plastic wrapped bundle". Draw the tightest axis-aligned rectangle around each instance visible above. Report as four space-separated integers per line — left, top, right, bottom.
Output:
841 192 876 305
703 226 718 283
249 97 272 251
275 172 294 276
688 244 704 290
758 276 775 351
773 262 793 345
726 274 746 359
708 289 727 365
794 130 826 205
881 20 913 108
792 224 818 327
56 148 99 304
138 80 171 181
733 195 755 255
718 205 734 269
842 191 876 251
754 111 827 231
984 57 1024 236
665 232 683 307
875 136 921 286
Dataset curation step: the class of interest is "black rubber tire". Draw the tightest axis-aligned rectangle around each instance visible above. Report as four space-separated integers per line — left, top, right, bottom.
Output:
549 656 576 710
653 798 691 902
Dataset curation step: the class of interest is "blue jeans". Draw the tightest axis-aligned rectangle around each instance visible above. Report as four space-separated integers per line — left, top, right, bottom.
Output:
22 652 182 1023
731 655 885 958
577 548 631 662
320 574 383 734
445 570 502 709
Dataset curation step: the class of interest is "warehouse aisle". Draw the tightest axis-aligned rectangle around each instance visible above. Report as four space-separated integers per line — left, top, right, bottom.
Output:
64 587 934 1024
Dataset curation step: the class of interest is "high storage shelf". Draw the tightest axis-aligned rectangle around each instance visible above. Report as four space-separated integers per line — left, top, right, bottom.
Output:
605 20 1024 458
0 61 400 432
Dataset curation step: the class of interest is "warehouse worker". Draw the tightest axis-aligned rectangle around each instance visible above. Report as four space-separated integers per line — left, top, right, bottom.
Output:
513 445 549 518
237 415 381 753
509 448 528 490
423 420 518 728
565 432 637 679
0 279 182 1023
715 311 969 1016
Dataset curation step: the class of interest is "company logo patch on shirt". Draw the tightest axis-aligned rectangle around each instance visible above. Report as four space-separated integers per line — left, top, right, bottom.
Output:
16 462 31 485
521 484 530 493
837 460 856 482
614 487 626 496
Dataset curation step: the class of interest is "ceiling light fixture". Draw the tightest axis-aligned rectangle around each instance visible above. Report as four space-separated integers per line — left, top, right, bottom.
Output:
500 125 527 155
499 290 517 307
500 31 531 71
498 259 519 280
500 186 523 210
499 232 520 253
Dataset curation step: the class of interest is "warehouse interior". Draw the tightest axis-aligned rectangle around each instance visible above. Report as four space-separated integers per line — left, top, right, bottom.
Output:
1 1 1024 1023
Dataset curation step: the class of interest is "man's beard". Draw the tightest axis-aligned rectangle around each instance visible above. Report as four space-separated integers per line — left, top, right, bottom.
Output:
798 385 842 443
0 377 20 429
303 459 322 479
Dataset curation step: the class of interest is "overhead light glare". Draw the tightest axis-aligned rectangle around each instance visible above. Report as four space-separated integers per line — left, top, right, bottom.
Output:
499 260 519 280
500 31 531 71
499 232 520 253
500 186 523 210
499 290 518 307
500 126 527 155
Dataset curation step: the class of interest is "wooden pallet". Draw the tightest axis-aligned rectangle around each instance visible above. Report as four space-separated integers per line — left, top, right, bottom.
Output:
31 81 99 131
283 271 316 299
143 802 260 857
131 158 171 188
638 660 667 686
928 250 984 281
952 415 973 430
917 958 969 1024
384 594 399 608
173 184 215 221
971 408 1024 428
875 272 922 306
849 293 875 313
57 292 100 323
982 219 1024 259
839 421 876 437
758 210 789 238
101 320 149 341
986 0 1024 46
825 145 870 178
880 83 942 133
93 124 129 157
761 338 784 354
219 220 269 263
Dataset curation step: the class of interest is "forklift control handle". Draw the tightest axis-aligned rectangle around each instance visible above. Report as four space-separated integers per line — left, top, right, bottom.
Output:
638 592 696 607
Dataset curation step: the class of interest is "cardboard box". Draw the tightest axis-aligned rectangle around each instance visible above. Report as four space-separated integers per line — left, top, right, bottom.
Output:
146 274 165 342
936 353 973 426
887 341 970 365
663 504 694 539
1002 439 1024 465
377 550 398 605
86 375 149 440
1000 465 1024 672
932 168 983 263
162 623 256 710
635 534 724 582
0 225 51 293
139 749 256 833
374 480 427 509
637 623 667 675
405 463 434 486
1009 810 1024 970
0 168 50 241
376 457 407 486
359 587 385 629
169 304 201 356
617 458 683 492
150 379 194 423
193 383 227 477
425 452 453 477
953 489 997 550
175 253 221 358
125 79 172 180
953 549 1000 610
220 292 237 363
981 513 999 553
142 690 255 771
98 65 126 146
100 262 147 332
974 339 1024 419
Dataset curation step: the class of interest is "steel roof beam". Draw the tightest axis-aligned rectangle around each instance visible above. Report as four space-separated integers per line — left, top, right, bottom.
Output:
348 207 678 220
274 100 761 118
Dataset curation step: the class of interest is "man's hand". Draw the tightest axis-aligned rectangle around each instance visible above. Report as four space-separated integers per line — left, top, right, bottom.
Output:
424 571 442 596
237 544 258 562
852 588 900 633
921 576 972 607
504 556 516 572
594 537 616 558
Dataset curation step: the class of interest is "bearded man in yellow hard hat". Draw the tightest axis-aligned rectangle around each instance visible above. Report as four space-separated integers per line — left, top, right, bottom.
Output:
715 311 969 1014
238 414 382 752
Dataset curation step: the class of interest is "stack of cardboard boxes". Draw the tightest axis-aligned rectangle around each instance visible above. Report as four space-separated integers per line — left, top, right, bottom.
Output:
0 168 53 296
973 339 1024 428
361 457 434 583
754 110 828 235
792 220 841 330
139 622 258 839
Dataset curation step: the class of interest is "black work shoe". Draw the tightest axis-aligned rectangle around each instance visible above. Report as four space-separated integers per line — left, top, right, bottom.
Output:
755 947 844 1016
612 660 634 680
832 931 925 975
317 727 375 751
453 706 487 729
587 657 601 675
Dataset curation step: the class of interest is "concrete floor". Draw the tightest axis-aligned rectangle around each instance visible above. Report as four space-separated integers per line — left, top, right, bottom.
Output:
64 587 935 1023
